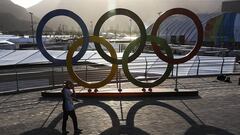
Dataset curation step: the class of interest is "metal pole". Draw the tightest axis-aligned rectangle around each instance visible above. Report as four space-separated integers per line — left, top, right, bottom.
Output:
85 60 88 81
52 65 55 87
119 43 121 53
15 67 19 92
29 12 35 49
90 21 93 35
142 57 147 92
116 65 119 89
85 53 96 92
129 19 132 41
197 55 200 76
85 53 97 81
175 64 179 92
220 57 225 74
238 78 240 85
118 66 122 92
145 57 148 83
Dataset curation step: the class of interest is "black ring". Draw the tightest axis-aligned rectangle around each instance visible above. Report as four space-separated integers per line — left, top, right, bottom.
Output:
94 8 147 64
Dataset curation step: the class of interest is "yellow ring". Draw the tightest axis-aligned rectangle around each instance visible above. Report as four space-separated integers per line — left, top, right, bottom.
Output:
66 36 118 88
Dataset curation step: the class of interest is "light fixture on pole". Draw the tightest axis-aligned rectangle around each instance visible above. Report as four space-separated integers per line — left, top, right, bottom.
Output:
29 12 35 49
129 19 132 41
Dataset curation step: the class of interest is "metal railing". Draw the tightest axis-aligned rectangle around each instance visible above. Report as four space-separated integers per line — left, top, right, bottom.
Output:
0 54 239 94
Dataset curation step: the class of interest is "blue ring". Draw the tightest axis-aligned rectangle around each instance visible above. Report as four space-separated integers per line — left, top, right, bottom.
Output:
36 9 89 65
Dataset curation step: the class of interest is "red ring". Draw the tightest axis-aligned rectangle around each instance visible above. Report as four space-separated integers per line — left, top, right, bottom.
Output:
151 8 203 64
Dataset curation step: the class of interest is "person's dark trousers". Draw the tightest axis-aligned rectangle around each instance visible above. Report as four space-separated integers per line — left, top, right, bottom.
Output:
62 110 78 131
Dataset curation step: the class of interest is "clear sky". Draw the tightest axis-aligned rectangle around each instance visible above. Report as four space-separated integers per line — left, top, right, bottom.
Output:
11 0 42 8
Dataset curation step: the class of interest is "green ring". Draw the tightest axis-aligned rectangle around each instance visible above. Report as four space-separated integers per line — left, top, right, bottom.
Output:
122 35 173 88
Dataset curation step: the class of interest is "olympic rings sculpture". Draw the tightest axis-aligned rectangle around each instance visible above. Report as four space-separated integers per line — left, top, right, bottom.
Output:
36 8 203 89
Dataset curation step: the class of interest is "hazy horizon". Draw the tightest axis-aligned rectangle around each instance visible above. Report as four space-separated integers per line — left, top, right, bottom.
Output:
28 0 233 13
25 0 234 32
4 0 236 33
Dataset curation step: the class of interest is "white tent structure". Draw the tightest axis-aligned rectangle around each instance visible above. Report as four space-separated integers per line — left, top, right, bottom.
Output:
0 50 236 76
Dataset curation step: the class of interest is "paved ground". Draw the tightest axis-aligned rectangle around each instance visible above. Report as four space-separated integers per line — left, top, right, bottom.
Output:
0 75 239 135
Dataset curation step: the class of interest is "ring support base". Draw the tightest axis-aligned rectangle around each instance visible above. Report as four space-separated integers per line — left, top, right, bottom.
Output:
42 88 198 98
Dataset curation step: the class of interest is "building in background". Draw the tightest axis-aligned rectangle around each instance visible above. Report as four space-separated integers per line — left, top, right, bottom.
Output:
147 1 240 51
222 1 240 13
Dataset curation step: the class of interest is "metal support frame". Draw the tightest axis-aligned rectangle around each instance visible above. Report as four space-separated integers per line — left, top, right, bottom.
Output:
175 64 179 92
85 53 97 82
118 65 122 92
29 12 35 49
85 60 88 81
220 57 225 74
51 65 55 87
1 50 239 94
238 78 240 85
15 67 19 92
196 55 200 76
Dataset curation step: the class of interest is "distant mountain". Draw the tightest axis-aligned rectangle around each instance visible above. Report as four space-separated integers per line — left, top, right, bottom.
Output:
28 0 224 33
28 0 161 33
0 0 33 33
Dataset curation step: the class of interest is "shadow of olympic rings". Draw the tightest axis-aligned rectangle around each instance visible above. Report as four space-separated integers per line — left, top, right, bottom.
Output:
122 99 198 135
49 100 120 135
19 100 120 135
123 100 234 135
20 99 235 135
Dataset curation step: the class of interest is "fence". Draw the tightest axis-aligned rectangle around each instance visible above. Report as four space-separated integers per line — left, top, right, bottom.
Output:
0 54 239 94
